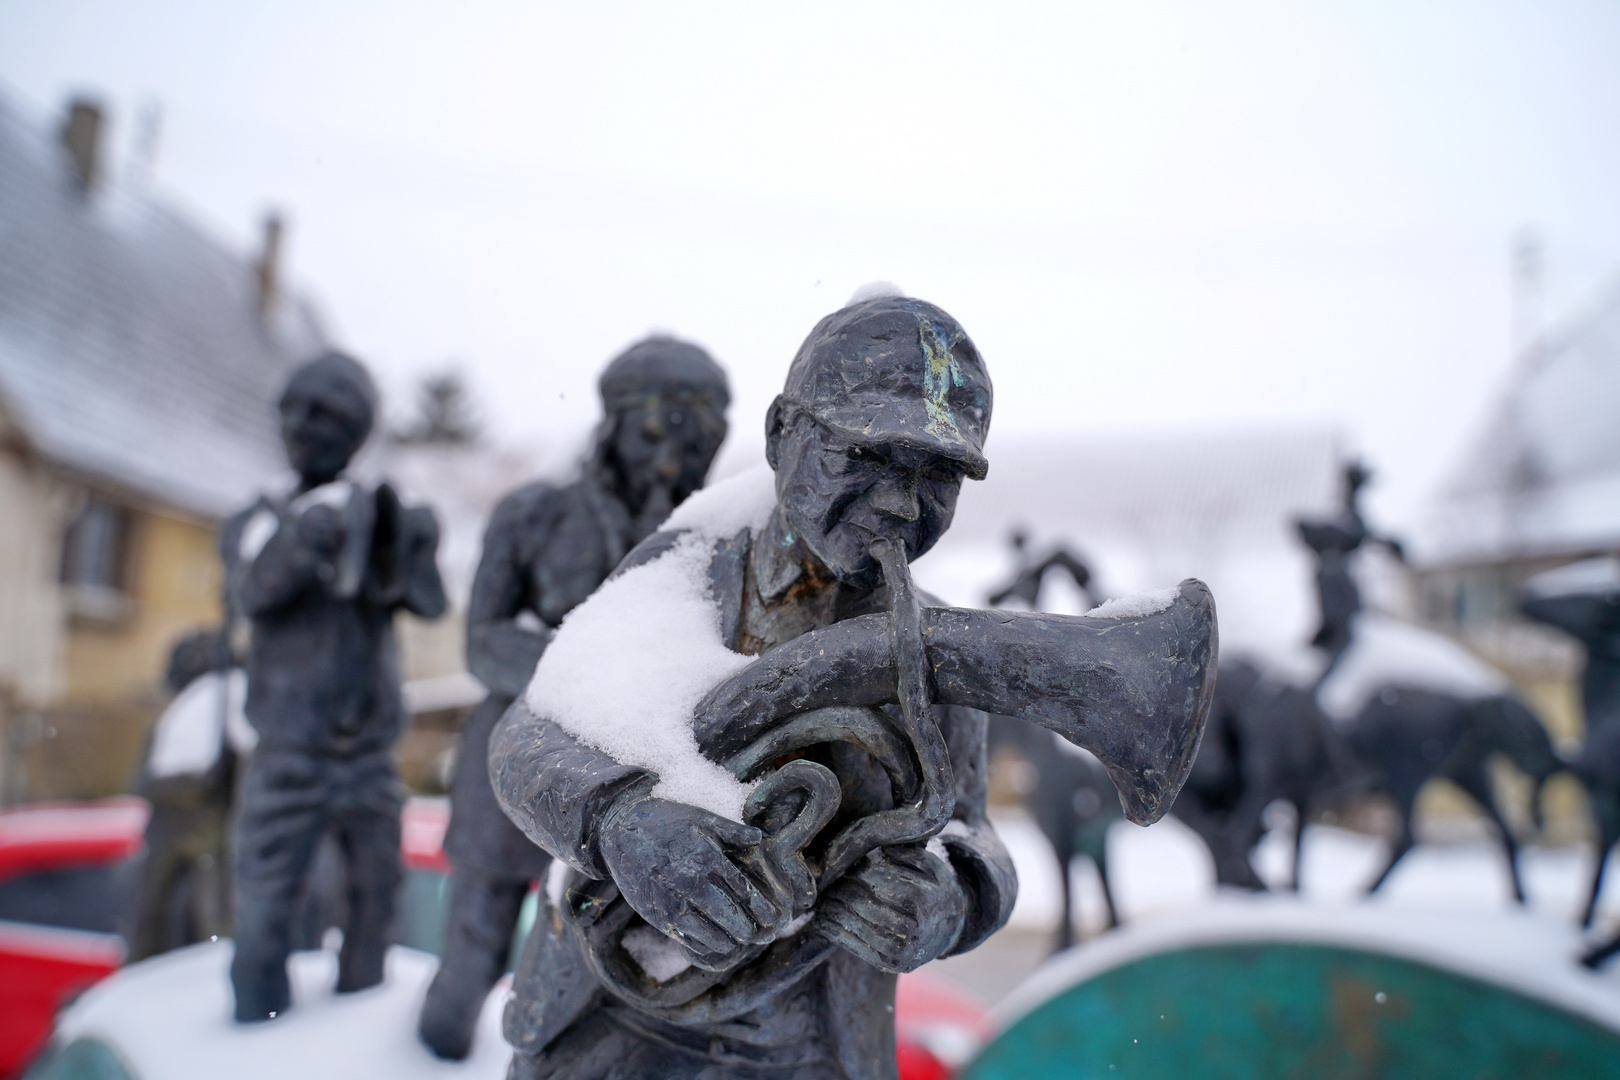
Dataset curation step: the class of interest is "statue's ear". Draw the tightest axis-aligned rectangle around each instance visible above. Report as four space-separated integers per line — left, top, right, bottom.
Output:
764 396 786 471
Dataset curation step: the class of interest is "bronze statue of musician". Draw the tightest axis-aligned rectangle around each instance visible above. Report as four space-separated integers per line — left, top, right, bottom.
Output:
490 294 1217 1079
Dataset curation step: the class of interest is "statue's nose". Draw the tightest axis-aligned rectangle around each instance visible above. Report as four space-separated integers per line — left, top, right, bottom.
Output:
868 475 920 522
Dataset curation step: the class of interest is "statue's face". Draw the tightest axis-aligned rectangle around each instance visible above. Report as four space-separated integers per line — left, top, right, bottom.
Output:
608 396 727 511
771 411 965 586
280 384 367 485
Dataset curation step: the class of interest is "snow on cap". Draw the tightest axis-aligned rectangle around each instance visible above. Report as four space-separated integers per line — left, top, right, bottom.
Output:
598 336 730 413
780 295 992 480
846 280 905 305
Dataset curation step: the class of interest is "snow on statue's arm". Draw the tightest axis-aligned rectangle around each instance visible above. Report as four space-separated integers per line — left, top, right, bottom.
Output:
489 467 781 878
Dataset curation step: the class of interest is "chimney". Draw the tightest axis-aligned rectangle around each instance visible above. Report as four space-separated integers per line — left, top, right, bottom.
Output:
254 212 284 318
60 98 105 194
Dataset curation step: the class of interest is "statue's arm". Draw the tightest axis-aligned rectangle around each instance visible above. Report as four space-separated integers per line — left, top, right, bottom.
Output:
935 703 1017 956
227 505 327 616
398 505 448 619
489 698 650 878
466 488 555 698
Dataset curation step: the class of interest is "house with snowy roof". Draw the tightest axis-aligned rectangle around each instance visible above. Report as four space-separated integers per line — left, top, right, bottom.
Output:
0 90 324 800
1414 275 1620 740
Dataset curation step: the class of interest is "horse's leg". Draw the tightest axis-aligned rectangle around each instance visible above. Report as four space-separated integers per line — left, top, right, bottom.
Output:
1455 764 1525 904
1080 821 1119 929
1096 851 1120 929
1290 800 1308 893
1052 833 1076 954
1583 787 1620 929
1580 929 1620 970
1367 791 1416 895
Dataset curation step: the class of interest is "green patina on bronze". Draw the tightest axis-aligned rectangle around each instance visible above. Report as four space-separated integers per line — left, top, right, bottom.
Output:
917 316 967 443
964 942 1620 1080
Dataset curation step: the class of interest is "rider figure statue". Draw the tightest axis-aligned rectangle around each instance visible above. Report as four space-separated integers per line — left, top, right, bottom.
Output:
1520 560 1620 963
1296 460 1404 664
418 338 731 1059
223 352 447 1022
986 527 1101 610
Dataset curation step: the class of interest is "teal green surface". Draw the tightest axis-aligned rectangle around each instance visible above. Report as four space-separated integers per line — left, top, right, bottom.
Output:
963 942 1620 1080
24 1038 138 1080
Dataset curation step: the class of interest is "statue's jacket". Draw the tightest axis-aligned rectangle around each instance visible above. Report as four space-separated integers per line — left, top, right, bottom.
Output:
491 510 1017 1079
450 473 637 878
222 482 422 756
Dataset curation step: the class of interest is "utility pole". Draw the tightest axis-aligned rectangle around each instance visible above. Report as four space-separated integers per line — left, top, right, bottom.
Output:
1511 229 1544 363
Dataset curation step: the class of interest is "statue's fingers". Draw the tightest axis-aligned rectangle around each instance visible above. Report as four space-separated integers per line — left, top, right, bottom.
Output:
816 898 908 970
704 816 764 850
692 881 755 944
718 862 790 937
828 884 915 940
669 907 737 956
666 931 726 968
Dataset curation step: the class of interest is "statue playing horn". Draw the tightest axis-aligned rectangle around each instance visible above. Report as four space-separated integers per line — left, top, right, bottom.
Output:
490 293 1217 1080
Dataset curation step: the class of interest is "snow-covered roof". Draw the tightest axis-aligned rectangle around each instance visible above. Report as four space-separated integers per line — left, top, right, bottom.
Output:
0 90 326 520
1422 279 1620 565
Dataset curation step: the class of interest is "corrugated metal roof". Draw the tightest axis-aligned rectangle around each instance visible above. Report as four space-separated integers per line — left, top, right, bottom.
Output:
0 90 325 520
1423 279 1620 564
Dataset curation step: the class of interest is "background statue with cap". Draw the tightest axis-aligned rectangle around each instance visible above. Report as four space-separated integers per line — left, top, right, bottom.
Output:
125 627 253 962
487 293 1216 1079
221 351 447 1023
418 336 730 1060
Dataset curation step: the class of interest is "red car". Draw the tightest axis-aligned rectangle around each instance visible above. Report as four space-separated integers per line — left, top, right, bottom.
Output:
0 799 148 1078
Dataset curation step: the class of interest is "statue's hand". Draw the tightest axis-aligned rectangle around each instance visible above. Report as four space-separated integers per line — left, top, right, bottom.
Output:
816 843 966 973
295 504 344 558
400 505 440 553
599 794 791 971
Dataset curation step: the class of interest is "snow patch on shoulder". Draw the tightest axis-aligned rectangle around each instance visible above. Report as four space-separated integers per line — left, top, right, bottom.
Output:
662 464 778 542
147 670 246 778
1086 587 1179 620
847 280 905 305
1316 614 1507 722
525 530 757 821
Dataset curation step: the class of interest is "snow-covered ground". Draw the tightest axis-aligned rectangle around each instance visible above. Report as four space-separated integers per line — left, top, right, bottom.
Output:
52 942 511 1080
991 808 1620 939
49 812 1620 1077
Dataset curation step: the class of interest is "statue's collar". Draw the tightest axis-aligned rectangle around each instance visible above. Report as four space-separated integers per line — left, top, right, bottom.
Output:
750 509 814 602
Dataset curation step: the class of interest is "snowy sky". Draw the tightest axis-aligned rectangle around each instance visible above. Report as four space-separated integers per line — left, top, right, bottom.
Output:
3 1 1619 527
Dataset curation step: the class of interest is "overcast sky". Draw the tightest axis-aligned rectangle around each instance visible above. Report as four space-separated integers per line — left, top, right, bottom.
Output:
3 1 1619 529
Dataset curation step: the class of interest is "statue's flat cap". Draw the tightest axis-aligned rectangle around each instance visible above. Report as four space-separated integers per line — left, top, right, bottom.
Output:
783 297 991 479
599 337 729 411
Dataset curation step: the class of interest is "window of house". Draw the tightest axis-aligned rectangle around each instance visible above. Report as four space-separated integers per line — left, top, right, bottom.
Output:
60 497 134 618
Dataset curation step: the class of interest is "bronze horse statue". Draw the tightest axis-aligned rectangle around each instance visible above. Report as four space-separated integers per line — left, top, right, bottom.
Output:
1520 559 1620 964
